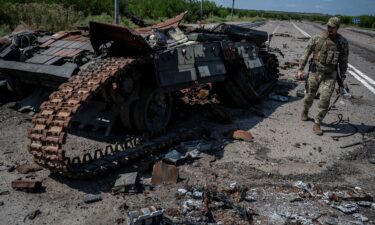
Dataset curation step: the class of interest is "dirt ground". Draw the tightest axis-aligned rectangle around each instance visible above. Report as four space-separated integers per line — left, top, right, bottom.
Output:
0 21 375 225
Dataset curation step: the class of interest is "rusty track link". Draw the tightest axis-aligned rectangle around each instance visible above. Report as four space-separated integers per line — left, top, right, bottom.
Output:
27 57 206 178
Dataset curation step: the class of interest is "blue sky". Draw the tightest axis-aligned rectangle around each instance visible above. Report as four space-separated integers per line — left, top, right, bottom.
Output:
211 0 375 16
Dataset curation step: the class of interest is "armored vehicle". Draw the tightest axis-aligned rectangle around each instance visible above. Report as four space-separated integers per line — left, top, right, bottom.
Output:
0 12 279 177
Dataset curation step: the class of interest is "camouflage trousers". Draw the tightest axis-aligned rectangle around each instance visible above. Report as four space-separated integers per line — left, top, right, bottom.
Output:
303 71 336 124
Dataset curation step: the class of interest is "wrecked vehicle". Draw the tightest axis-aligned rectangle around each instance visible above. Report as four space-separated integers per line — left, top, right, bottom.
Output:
0 12 279 178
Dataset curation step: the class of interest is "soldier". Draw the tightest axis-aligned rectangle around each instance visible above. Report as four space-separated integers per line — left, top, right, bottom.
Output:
296 17 349 135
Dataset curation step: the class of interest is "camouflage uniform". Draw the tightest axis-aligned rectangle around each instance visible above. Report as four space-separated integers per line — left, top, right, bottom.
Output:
298 28 349 124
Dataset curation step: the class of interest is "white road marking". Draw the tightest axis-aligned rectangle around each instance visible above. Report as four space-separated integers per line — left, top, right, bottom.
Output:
349 64 375 85
292 22 310 37
272 24 280 35
292 22 375 95
348 71 375 94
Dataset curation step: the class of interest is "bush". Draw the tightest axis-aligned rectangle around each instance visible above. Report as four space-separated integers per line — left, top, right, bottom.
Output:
7 3 83 31
0 24 11 37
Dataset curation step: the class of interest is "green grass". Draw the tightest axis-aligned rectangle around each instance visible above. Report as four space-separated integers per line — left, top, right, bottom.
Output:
0 25 11 37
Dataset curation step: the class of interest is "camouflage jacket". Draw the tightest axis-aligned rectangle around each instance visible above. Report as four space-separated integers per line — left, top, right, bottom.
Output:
298 31 349 76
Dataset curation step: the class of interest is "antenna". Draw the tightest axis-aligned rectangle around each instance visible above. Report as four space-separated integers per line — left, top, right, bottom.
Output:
114 0 120 24
231 0 235 19
200 0 204 19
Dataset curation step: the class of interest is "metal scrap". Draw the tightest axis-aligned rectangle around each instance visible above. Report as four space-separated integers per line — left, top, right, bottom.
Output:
0 190 10 196
112 172 138 194
11 178 42 192
352 213 369 222
127 206 164 225
332 202 359 214
317 216 339 225
180 140 212 152
274 33 292 37
24 209 41 221
269 92 289 102
151 161 179 185
231 130 254 142
16 163 42 174
83 194 102 204
204 186 252 222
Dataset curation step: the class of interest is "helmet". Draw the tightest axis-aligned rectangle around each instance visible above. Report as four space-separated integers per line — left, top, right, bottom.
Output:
327 17 340 28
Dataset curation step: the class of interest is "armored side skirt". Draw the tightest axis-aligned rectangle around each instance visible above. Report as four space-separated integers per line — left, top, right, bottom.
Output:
0 60 77 87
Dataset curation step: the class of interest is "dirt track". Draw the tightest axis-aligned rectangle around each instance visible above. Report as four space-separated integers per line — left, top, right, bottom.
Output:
0 21 375 225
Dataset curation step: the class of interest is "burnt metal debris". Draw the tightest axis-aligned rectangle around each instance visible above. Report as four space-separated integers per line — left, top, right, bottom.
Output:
83 194 102 204
127 206 164 225
11 178 42 192
112 172 139 194
16 163 43 174
151 161 179 185
0 12 280 178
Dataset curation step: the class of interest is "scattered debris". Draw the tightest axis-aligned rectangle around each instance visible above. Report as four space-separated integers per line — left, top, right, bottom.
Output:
357 201 372 207
296 88 306 98
165 208 180 217
112 172 138 194
284 61 299 68
269 93 289 102
295 37 310 41
127 206 164 225
151 161 179 185
0 190 10 196
7 165 15 172
180 140 212 152
324 187 374 202
163 140 212 164
16 163 42 174
11 178 42 192
293 181 311 192
274 33 292 37
164 150 193 164
317 215 339 225
181 199 204 213
352 213 369 222
244 195 257 203
83 194 102 204
204 186 252 222
24 209 41 221
231 130 254 142
332 202 359 214
293 143 301 148
177 188 188 196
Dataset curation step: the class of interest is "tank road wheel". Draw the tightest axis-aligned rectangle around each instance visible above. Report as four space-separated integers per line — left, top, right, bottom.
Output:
117 73 142 131
260 52 279 81
132 85 172 133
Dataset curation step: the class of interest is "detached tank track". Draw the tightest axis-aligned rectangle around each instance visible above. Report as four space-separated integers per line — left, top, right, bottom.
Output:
27 57 206 178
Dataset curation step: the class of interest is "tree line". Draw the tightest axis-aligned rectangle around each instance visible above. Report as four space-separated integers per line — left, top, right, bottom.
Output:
0 0 374 35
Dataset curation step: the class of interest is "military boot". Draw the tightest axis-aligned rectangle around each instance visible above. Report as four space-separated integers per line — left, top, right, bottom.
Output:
301 111 308 121
313 123 323 136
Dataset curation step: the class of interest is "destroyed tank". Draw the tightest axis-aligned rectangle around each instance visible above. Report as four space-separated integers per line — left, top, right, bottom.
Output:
0 12 279 178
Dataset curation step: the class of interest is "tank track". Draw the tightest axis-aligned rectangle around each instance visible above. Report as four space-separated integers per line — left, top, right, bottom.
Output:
27 57 206 178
